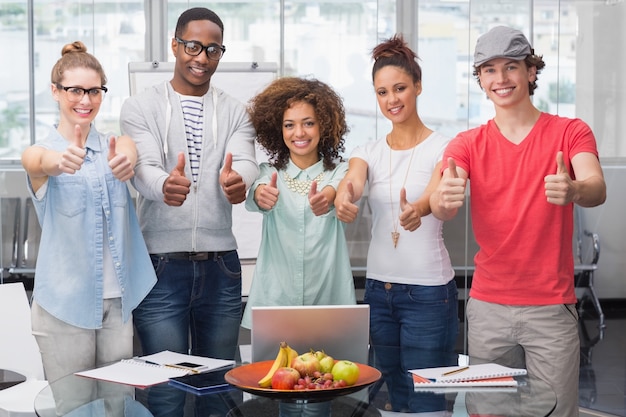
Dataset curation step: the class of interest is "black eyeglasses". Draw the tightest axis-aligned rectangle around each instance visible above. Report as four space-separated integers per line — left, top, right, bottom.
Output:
55 84 108 103
175 37 226 61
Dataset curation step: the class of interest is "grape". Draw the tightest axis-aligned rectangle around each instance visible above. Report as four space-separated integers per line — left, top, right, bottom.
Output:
287 349 359 390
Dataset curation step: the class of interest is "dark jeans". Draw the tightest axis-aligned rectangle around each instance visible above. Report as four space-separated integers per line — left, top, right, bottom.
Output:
365 278 459 412
134 251 243 417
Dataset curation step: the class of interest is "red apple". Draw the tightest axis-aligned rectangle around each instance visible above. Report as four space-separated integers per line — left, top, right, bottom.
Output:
331 360 360 386
290 352 321 377
271 367 300 390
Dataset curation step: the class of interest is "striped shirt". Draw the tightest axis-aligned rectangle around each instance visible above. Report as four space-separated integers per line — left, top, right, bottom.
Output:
180 95 204 183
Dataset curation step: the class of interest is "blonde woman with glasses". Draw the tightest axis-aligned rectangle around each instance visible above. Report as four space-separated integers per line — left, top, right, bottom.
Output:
21 41 156 384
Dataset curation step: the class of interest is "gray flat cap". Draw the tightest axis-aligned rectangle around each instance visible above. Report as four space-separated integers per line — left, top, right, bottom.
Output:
474 26 532 67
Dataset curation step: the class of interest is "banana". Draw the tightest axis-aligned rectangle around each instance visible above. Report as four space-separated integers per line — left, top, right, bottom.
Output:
284 343 299 367
258 341 289 387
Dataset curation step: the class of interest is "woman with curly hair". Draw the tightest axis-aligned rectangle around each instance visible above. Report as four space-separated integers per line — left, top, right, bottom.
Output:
241 77 356 330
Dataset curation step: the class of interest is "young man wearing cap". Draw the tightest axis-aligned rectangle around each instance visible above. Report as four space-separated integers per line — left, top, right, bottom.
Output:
430 26 606 417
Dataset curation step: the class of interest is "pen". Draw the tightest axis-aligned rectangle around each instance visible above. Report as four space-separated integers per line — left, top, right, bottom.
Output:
165 364 201 373
165 365 198 374
164 364 210 374
132 357 160 366
441 366 469 376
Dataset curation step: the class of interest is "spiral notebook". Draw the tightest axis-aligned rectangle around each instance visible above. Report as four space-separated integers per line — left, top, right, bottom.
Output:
410 363 526 388
75 351 235 389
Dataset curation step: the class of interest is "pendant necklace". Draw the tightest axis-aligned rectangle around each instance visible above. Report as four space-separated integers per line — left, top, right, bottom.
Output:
388 126 424 248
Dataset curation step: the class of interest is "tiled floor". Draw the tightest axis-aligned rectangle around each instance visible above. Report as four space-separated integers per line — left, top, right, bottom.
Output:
578 307 626 417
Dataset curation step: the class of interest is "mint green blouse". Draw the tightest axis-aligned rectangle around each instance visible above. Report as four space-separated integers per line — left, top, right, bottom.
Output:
241 159 356 329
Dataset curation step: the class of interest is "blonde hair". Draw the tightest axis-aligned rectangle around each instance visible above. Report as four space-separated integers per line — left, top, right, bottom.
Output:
50 41 107 86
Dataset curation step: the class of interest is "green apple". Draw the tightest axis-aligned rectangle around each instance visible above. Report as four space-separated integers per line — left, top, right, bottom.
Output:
319 355 335 373
313 350 326 361
331 360 360 386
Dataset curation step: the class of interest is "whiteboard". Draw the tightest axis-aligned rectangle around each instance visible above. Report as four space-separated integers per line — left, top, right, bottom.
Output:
128 61 277 259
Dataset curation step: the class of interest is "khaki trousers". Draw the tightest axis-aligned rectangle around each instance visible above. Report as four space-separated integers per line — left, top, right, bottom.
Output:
467 297 580 417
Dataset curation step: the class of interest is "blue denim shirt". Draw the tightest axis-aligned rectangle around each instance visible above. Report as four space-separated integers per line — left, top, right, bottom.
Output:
27 126 156 329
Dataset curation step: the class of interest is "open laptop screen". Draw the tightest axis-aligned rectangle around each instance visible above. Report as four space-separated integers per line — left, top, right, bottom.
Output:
251 305 370 365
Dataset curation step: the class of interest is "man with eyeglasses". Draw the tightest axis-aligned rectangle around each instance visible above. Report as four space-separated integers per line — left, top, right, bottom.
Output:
120 7 258 416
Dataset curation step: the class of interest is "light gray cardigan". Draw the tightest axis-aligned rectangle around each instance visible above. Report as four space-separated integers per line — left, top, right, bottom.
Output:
120 81 258 254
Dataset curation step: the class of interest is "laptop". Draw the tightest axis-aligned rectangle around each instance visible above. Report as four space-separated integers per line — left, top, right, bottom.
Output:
251 305 370 365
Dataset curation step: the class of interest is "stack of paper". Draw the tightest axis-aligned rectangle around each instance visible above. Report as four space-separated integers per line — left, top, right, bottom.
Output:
410 363 527 388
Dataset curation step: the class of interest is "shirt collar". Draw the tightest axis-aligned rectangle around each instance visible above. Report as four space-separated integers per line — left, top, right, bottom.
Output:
285 158 324 180
53 123 102 154
84 124 102 154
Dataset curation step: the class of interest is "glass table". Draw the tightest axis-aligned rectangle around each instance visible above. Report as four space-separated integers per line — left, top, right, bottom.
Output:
34 365 556 417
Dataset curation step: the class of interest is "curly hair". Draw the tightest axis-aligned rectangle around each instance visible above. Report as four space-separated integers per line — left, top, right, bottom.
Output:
371 34 421 84
248 77 348 171
473 52 546 96
50 41 107 86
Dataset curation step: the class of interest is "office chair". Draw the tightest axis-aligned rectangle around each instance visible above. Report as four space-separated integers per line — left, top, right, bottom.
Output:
574 206 605 332
0 282 48 417
0 198 21 284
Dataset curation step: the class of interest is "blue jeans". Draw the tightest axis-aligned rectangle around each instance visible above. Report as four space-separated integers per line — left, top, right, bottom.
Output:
365 278 459 413
133 251 243 417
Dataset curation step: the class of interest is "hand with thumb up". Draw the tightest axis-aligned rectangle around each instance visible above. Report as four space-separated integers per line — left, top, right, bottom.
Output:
308 181 330 216
254 171 280 210
59 124 87 174
544 151 575 206
163 152 191 206
398 187 422 231
107 136 135 182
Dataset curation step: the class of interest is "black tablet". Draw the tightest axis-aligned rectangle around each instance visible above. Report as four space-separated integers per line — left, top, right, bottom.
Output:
168 365 235 395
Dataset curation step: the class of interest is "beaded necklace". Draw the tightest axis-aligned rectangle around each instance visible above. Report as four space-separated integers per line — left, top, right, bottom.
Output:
283 171 325 196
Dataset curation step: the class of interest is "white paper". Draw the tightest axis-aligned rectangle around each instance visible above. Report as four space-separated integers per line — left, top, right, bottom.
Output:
139 350 235 372
74 351 235 388
75 359 187 388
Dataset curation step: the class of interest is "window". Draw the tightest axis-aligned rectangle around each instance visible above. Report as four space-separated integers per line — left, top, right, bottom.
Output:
2 1 623 162
0 0 145 162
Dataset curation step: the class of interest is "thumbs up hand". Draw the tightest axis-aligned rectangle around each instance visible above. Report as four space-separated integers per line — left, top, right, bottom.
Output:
59 124 87 174
334 180 359 223
163 152 191 206
107 136 134 182
398 187 422 231
308 181 330 216
544 151 575 205
255 171 280 210
436 157 467 210
220 153 246 204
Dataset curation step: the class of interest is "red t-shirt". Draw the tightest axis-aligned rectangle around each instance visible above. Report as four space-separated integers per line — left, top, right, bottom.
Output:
444 113 599 305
